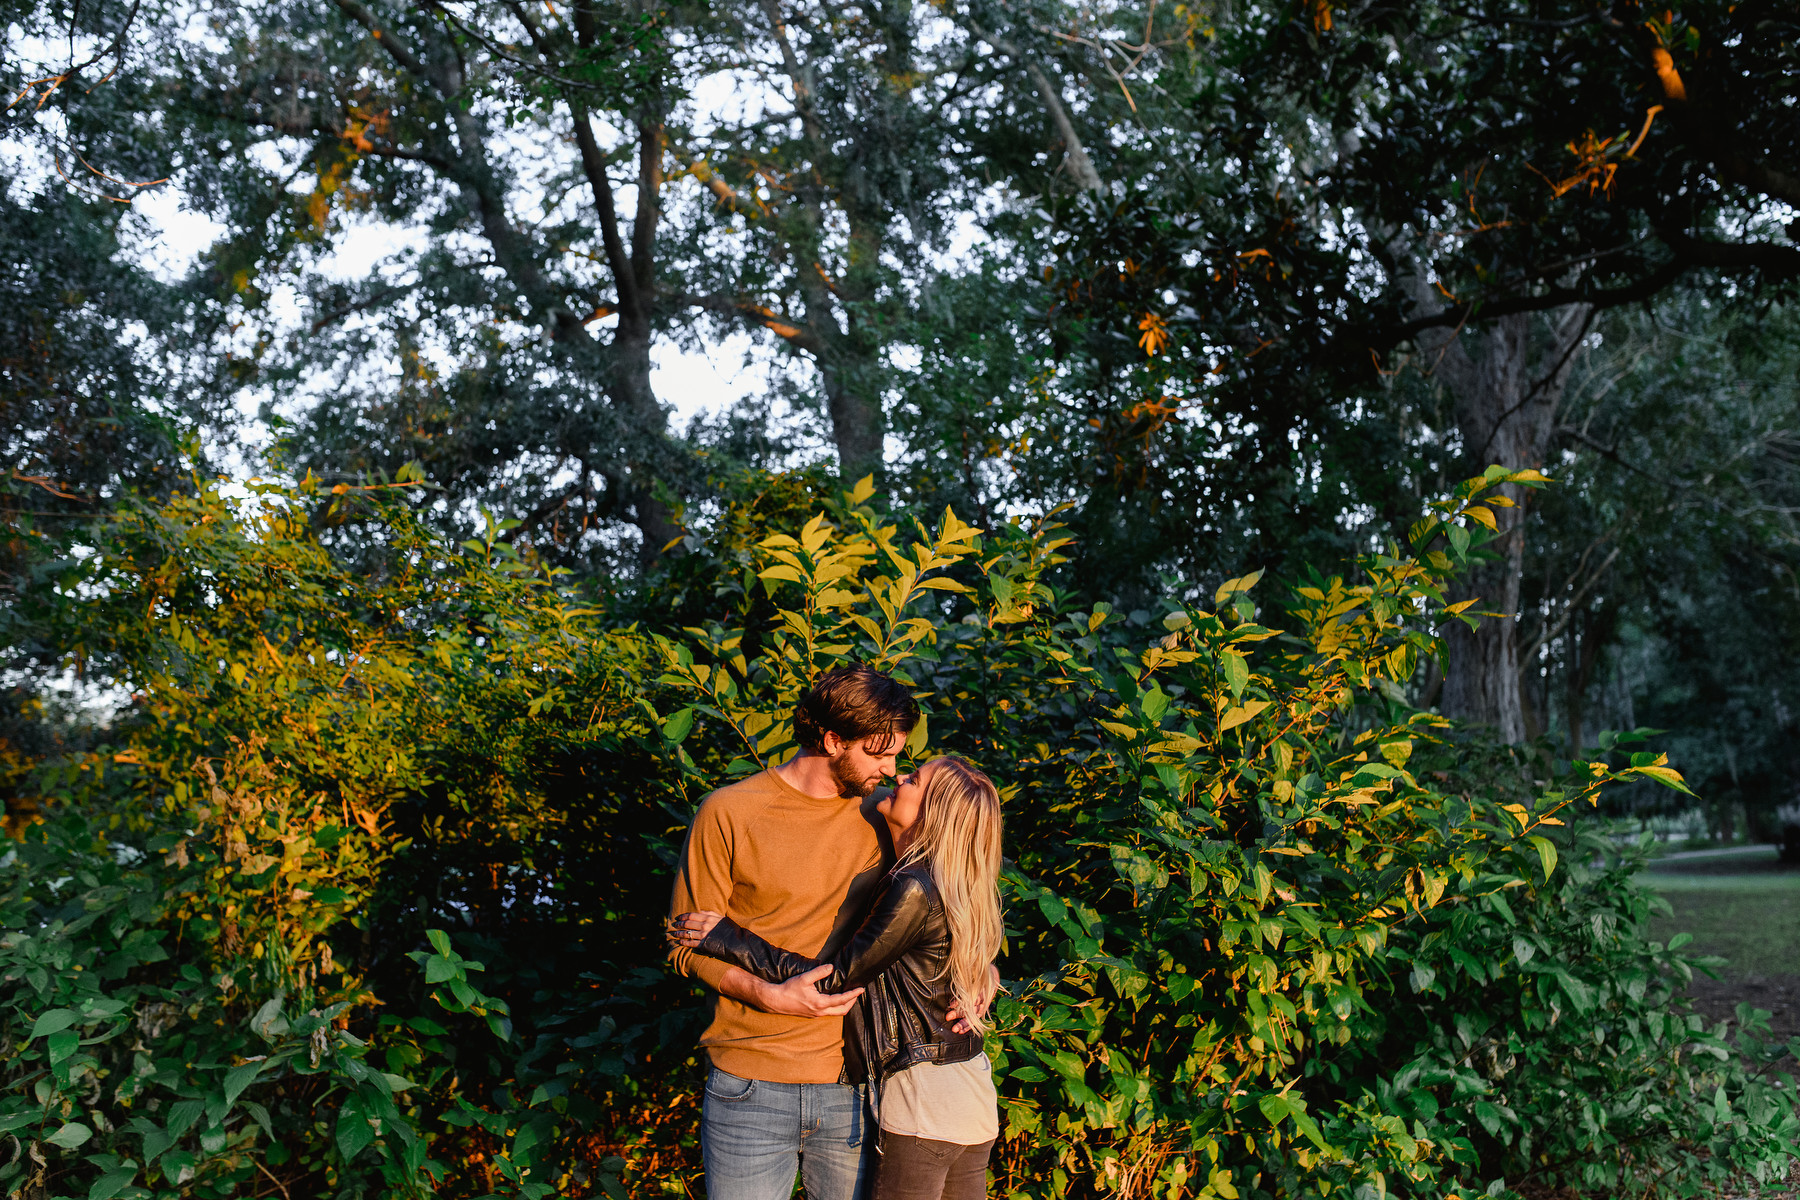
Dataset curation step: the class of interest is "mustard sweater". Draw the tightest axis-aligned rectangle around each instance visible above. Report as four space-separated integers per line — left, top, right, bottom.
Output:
669 769 888 1084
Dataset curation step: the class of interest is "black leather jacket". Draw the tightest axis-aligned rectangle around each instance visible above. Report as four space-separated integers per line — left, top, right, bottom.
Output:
695 862 981 1087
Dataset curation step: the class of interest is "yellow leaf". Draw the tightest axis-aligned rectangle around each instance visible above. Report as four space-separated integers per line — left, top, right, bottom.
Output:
800 513 834 553
1631 764 1693 794
1464 505 1497 531
1214 568 1265 604
1219 700 1271 731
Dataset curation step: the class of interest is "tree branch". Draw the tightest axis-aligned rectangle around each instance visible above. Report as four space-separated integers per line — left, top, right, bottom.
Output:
632 118 662 298
967 20 1103 192
674 291 823 354
570 110 641 320
333 0 430 78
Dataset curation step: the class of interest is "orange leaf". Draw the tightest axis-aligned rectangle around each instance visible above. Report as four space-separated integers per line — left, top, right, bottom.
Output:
1650 48 1686 101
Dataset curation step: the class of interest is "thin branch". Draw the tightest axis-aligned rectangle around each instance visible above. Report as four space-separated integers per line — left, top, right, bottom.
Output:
967 20 1102 191
334 0 431 79
674 290 822 354
1520 544 1622 671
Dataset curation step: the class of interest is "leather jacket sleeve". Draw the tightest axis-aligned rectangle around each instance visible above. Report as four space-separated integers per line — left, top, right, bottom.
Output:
693 871 932 994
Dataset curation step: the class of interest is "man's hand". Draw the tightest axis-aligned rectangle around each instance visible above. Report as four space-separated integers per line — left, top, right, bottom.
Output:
719 964 863 1018
946 963 1003 1034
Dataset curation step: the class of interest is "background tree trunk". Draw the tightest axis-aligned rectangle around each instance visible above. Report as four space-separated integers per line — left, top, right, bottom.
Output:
1421 306 1591 741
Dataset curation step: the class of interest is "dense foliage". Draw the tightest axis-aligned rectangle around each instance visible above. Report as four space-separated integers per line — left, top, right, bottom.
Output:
1 470 1792 1199
4 0 1800 786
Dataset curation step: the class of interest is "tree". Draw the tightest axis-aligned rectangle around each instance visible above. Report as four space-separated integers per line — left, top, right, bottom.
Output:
1516 293 1800 832
142 0 691 563
1000 0 1800 734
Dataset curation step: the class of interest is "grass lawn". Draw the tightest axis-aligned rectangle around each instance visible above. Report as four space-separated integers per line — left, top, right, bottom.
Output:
1645 878 1800 969
1641 845 1800 971
1640 845 1800 1048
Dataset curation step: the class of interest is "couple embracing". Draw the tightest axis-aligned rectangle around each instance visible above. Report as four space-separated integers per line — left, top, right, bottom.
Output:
667 665 1004 1200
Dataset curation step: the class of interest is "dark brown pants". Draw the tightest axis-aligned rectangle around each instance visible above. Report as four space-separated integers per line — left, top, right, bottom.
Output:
872 1134 994 1200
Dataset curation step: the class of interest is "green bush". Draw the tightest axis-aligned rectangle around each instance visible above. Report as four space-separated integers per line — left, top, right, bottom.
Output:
0 469 1792 1199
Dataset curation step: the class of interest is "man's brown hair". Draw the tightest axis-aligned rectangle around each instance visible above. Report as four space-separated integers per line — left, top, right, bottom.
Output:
792 665 919 753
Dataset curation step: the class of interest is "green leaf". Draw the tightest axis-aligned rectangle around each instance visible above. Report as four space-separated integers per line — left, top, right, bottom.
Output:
1221 650 1249 699
242 1100 275 1142
988 573 1016 610
46 1028 79 1065
426 929 453 955
88 1168 136 1200
1255 1089 1330 1150
140 1122 173 1163
1141 686 1170 723
166 1099 204 1138
45 1122 93 1149
224 1057 274 1105
30 1009 77 1039
1257 1093 1292 1126
1555 970 1596 1013
250 994 289 1043
336 1099 376 1162
662 707 696 743
423 954 461 984
1472 1100 1503 1139
1288 1107 1332 1153
1527 835 1557 881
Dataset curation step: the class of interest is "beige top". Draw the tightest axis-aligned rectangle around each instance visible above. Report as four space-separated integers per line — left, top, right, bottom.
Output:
879 1053 1000 1145
668 769 887 1084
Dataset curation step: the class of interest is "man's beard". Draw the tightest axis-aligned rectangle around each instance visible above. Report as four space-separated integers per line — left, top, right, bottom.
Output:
828 753 881 799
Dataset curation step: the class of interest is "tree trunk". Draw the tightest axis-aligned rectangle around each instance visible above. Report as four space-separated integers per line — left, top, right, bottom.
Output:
611 312 684 560
820 354 885 484
342 0 685 565
816 201 888 483
1421 306 1590 741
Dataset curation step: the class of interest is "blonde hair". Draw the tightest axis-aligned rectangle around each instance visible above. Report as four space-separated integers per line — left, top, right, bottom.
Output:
896 756 1004 1036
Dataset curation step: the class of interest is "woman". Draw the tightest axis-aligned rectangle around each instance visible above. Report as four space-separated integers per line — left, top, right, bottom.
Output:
669 755 1004 1200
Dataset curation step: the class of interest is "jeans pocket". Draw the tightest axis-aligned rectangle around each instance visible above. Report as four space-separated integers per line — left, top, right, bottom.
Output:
705 1069 756 1103
845 1089 866 1148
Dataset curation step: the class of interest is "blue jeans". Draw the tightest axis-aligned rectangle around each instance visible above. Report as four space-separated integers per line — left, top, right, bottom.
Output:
701 1066 874 1200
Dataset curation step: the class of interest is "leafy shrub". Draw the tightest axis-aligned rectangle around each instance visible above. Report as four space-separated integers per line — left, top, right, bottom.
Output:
0 469 1793 1199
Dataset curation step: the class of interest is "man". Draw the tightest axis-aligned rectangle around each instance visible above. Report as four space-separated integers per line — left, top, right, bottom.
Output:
669 664 917 1200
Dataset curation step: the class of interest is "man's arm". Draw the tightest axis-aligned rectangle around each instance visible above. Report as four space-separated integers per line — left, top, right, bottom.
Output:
667 799 739 993
717 963 863 1017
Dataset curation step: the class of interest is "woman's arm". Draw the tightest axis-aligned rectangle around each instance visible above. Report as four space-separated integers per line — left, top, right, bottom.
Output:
678 872 932 994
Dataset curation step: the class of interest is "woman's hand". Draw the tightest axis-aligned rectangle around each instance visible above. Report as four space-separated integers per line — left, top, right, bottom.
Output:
667 911 724 947
945 963 1004 1034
